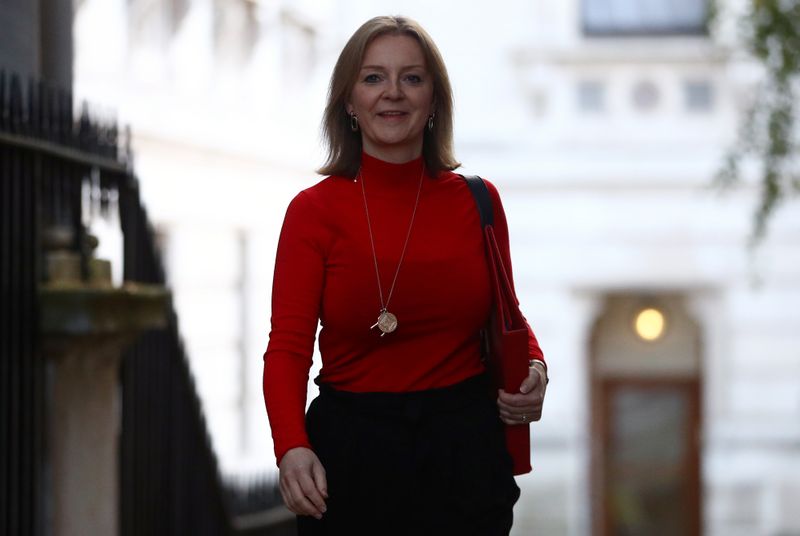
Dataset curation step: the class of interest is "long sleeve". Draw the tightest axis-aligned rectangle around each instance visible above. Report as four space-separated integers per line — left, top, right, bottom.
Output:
263 191 327 464
483 179 545 364
263 157 545 466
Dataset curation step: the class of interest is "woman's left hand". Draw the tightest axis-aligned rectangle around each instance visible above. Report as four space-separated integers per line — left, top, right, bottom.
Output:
497 364 547 425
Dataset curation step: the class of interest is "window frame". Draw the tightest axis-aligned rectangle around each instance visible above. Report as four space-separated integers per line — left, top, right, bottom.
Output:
581 0 710 37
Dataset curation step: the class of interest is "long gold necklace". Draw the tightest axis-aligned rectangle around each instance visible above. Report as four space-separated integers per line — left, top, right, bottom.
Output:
358 164 426 336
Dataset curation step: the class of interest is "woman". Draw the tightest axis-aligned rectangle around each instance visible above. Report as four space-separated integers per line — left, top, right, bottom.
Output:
263 15 547 535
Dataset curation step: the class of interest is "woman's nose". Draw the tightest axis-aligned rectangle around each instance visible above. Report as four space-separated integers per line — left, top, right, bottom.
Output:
384 78 403 99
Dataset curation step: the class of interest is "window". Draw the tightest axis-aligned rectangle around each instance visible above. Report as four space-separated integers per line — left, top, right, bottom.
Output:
166 0 190 36
578 80 606 113
582 0 709 36
214 0 259 66
684 80 714 112
127 0 190 48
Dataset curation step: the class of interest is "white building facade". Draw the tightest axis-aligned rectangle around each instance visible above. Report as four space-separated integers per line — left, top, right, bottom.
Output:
74 1 800 534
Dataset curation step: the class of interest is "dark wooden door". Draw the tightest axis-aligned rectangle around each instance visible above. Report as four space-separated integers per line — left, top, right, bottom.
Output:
598 379 701 536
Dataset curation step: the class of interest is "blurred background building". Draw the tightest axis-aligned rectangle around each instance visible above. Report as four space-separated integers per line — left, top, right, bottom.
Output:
2 0 797 534
71 0 800 534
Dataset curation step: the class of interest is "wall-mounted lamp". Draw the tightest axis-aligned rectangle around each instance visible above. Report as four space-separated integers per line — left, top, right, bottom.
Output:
634 307 666 342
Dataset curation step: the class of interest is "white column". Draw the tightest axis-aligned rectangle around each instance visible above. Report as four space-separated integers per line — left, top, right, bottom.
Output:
49 342 122 536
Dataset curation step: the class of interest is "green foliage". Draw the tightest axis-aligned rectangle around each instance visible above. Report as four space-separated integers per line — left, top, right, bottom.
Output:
716 0 800 246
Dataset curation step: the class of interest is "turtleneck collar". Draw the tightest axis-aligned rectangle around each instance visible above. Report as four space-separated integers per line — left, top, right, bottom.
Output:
358 151 429 192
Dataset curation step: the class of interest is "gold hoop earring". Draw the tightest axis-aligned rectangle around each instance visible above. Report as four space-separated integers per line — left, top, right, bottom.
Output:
427 113 435 131
350 113 359 132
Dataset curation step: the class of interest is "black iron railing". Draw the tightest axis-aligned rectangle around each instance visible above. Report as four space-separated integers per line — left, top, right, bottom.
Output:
0 70 290 535
0 72 46 536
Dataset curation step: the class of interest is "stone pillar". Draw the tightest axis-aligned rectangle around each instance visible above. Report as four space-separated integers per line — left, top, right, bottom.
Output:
49 340 122 536
40 229 168 536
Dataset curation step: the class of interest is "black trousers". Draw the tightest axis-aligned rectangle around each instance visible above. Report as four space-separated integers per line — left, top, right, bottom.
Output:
297 373 520 536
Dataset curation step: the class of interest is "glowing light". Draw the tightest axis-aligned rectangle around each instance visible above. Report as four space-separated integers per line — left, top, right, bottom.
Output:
634 307 665 341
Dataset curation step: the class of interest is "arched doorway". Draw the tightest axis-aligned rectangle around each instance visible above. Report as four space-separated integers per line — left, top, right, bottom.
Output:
590 294 702 536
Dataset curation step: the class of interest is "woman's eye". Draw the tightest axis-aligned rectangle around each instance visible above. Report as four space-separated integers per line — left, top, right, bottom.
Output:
405 74 423 84
364 74 381 83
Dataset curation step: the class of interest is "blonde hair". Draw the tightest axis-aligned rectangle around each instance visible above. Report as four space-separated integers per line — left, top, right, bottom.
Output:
317 16 460 177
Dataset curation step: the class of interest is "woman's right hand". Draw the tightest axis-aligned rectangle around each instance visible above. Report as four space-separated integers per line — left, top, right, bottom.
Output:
278 447 328 519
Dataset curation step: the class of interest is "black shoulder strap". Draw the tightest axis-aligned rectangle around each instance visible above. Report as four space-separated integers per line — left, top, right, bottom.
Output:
461 174 494 362
460 174 494 228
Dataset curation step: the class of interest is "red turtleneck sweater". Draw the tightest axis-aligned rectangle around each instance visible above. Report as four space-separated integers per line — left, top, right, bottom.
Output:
263 153 544 463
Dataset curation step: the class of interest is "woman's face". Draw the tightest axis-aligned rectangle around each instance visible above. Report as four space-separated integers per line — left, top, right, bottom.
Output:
347 33 435 164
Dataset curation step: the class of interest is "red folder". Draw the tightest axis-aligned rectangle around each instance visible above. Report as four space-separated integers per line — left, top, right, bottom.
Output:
484 225 532 475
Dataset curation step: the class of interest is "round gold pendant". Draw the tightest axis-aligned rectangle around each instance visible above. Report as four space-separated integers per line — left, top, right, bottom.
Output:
371 310 397 336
